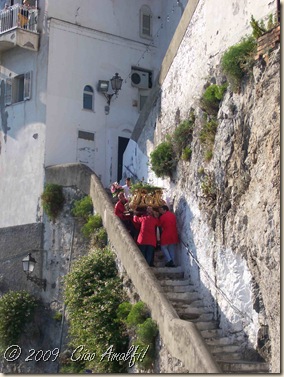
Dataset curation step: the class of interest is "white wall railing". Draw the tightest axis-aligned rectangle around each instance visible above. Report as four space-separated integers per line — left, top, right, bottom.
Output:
0 3 38 34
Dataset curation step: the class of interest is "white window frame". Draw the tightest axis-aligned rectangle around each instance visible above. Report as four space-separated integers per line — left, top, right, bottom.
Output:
5 71 32 106
140 5 152 39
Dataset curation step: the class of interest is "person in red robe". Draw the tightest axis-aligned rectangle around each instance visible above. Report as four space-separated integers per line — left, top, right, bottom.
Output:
133 206 159 265
158 205 179 267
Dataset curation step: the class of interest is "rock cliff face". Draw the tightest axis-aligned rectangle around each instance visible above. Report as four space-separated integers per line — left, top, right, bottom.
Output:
175 47 280 369
128 46 280 371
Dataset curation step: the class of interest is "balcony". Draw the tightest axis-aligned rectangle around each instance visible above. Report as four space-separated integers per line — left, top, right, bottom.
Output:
0 4 39 53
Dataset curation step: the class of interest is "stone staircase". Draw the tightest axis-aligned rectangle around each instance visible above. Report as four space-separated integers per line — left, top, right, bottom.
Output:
152 254 270 374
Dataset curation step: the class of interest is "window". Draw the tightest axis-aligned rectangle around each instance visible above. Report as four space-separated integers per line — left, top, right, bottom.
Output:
5 71 32 105
83 85 94 110
140 5 152 39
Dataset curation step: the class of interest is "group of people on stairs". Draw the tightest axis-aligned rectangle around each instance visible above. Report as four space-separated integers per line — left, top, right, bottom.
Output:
114 178 179 267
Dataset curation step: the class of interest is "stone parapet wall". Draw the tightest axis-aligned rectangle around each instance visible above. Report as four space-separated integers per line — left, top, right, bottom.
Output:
45 163 221 373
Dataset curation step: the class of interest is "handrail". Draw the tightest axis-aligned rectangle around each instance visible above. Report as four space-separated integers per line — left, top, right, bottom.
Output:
0 4 38 34
180 238 254 322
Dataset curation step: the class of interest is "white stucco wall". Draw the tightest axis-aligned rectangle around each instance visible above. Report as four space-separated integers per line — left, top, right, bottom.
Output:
0 45 48 227
0 0 183 227
44 0 184 188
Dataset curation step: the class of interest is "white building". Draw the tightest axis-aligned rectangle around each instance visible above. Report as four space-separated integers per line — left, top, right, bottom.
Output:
0 0 185 227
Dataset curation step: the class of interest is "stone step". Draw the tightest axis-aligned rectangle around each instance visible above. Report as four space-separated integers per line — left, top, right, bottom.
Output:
179 312 214 321
218 360 270 373
205 336 236 347
153 261 165 267
159 278 193 287
194 321 219 331
200 329 224 339
162 284 197 293
209 344 240 354
171 304 208 315
214 352 243 362
166 291 200 301
192 313 214 321
171 298 206 307
153 267 184 280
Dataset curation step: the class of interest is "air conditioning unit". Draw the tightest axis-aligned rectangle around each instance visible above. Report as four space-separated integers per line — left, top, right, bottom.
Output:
131 70 150 89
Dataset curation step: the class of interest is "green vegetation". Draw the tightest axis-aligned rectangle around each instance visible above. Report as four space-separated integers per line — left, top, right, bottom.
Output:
171 113 195 157
250 14 278 39
199 118 218 162
71 196 106 242
198 166 205 176
0 291 38 352
63 248 128 373
118 301 158 371
125 301 149 328
71 196 93 220
150 141 176 178
81 214 103 238
200 83 228 115
41 183 65 221
150 113 195 177
53 311 63 322
221 36 257 91
93 227 108 248
181 146 192 161
131 182 162 192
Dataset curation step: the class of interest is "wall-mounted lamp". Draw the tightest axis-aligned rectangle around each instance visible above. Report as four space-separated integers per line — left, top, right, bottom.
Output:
22 253 46 291
97 73 123 110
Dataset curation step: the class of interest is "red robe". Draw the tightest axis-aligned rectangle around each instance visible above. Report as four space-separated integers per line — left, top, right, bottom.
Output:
133 215 159 247
158 211 179 245
114 200 128 221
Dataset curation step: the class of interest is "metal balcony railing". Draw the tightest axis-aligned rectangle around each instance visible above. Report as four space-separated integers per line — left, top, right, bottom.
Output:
0 3 38 34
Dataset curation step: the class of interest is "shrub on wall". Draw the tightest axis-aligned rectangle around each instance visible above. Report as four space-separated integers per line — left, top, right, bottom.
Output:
250 14 278 39
150 141 176 178
117 301 158 371
63 248 128 373
71 196 93 220
93 227 108 248
81 214 103 238
0 291 38 352
41 183 65 221
171 113 195 157
199 118 218 162
221 36 257 91
200 83 228 115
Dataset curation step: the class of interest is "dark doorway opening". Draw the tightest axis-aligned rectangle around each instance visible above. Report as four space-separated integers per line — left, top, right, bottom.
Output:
117 136 129 183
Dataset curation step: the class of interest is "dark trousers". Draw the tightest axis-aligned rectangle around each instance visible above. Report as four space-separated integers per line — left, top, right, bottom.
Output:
122 219 138 240
138 244 155 265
